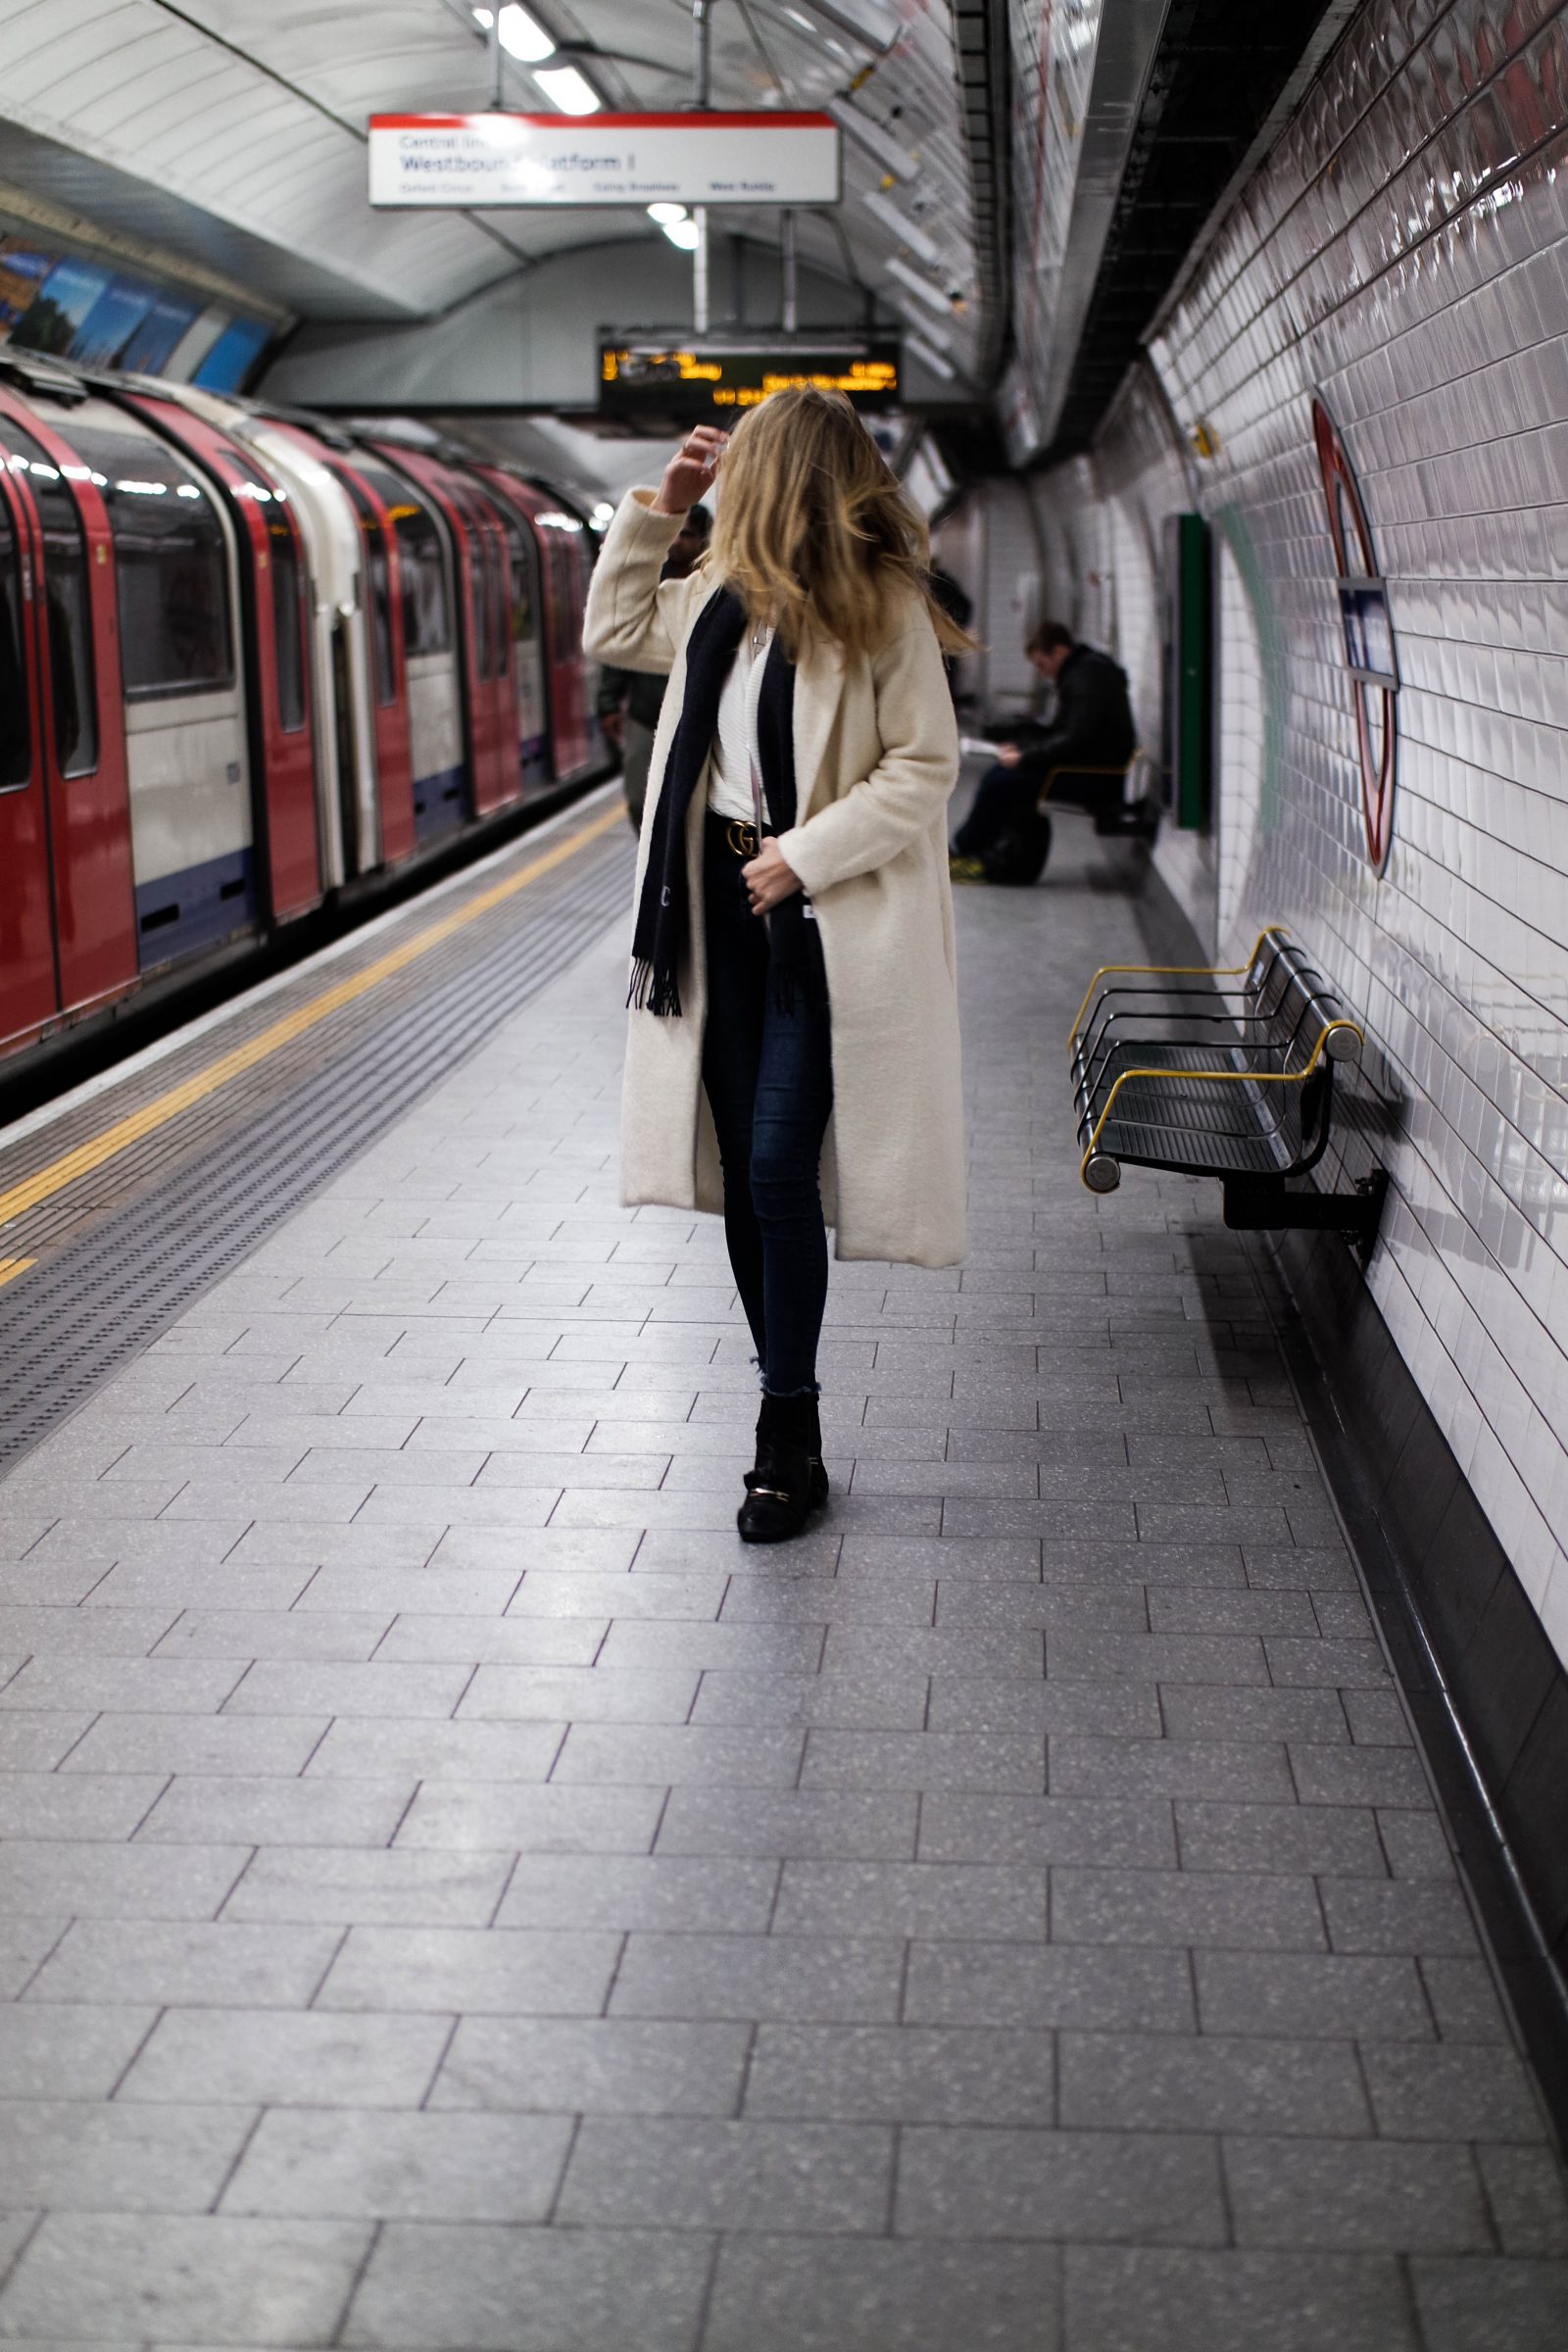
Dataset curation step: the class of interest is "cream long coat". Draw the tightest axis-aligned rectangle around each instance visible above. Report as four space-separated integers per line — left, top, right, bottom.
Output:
583 489 966 1268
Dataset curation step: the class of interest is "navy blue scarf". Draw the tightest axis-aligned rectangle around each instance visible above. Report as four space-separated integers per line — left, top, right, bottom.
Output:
629 586 806 1017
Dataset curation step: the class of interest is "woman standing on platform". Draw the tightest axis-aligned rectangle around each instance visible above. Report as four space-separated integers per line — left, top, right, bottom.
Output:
584 387 970 1543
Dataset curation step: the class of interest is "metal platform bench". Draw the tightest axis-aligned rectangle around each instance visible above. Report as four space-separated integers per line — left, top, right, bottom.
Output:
1069 925 1387 1255
1034 753 1162 871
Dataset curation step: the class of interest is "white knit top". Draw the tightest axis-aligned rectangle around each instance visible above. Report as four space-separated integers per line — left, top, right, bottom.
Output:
707 624 774 824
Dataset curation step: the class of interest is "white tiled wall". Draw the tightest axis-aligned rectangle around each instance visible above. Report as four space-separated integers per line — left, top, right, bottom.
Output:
1031 0 1568 1664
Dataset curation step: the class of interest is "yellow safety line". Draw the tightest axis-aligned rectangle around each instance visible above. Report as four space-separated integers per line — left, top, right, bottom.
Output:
0 1258 34 1286
1078 1018 1363 1185
0 803 625 1240
1067 925 1287 1046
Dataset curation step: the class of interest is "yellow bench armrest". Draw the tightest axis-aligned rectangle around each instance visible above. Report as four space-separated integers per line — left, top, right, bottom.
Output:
1067 926 1289 1045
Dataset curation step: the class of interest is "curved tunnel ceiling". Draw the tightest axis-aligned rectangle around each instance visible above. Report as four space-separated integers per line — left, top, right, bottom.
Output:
0 2 1361 444
0 0 1001 383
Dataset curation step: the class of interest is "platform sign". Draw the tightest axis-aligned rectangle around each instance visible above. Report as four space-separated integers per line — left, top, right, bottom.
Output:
600 340 899 426
368 113 840 210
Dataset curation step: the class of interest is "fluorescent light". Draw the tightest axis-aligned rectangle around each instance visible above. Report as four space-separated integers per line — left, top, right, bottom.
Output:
647 202 688 225
533 64 599 113
862 187 942 269
826 96 916 183
790 0 899 47
889 298 952 351
662 218 701 251
472 5 556 63
885 254 956 317
905 332 955 382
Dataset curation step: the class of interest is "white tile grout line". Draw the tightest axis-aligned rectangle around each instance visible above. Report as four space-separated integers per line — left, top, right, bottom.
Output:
0 780 624 1156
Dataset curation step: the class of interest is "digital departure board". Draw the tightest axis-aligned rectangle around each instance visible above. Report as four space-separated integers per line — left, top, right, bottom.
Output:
599 339 900 426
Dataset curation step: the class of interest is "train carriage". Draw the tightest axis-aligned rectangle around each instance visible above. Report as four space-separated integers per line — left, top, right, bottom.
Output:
0 358 606 1072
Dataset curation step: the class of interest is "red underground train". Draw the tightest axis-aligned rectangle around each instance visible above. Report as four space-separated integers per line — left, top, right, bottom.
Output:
0 353 607 1073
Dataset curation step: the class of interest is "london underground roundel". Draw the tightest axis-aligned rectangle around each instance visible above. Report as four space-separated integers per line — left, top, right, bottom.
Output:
1312 396 1397 874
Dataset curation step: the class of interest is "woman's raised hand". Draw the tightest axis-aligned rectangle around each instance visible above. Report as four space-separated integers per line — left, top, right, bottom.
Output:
654 427 728 516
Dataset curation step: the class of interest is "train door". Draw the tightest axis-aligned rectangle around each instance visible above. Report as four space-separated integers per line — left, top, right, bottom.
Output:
353 456 465 845
248 422 379 890
474 469 550 797
0 451 55 1050
0 394 137 1016
123 394 320 922
464 478 523 812
372 448 514 818
496 479 595 784
331 462 415 864
43 398 255 969
441 470 511 816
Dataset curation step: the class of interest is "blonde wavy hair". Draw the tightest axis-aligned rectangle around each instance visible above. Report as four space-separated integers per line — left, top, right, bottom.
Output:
706 386 974 662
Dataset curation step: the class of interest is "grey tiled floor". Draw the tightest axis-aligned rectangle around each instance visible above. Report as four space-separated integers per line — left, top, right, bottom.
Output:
0 820 1563 2349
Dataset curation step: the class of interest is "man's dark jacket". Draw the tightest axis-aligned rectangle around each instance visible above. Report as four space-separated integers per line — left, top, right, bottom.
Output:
1011 643 1136 790
598 664 667 732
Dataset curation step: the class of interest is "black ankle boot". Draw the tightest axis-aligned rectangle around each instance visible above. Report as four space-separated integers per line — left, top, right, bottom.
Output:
738 1392 829 1544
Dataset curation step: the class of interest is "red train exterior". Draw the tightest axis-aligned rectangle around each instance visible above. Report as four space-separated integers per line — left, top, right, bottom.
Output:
0 358 607 1071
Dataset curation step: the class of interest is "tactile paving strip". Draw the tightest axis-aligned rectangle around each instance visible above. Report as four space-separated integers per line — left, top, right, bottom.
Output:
0 820 633 1476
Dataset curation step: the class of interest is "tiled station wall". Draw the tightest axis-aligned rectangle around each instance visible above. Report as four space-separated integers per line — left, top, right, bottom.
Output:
1028 0 1568 1667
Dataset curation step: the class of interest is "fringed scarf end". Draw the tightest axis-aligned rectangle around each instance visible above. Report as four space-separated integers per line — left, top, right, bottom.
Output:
627 957 681 1018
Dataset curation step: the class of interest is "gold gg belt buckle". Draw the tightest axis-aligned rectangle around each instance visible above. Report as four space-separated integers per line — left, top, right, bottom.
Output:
725 820 759 858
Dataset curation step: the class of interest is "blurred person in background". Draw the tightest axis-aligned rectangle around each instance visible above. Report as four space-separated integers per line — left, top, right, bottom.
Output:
950 617 1140 883
597 503 710 830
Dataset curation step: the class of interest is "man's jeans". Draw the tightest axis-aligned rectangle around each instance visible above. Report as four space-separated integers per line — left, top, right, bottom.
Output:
700 816 833 1397
953 760 1040 858
954 759 1125 865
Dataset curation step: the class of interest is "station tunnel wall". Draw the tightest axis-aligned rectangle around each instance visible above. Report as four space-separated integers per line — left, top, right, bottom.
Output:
1029 0 1568 1687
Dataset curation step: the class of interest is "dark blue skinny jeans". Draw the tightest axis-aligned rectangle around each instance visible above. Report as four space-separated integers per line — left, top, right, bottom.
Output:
701 815 833 1398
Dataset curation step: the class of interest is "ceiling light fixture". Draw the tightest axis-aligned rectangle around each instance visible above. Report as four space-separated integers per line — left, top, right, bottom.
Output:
825 96 917 184
647 202 689 225
885 254 959 316
904 332 956 382
888 298 953 352
792 0 900 49
662 218 702 251
534 64 600 114
471 5 557 64
861 187 942 270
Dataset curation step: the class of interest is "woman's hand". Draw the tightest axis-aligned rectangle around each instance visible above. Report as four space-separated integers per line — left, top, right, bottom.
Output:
654 427 728 516
994 742 1022 768
742 838 804 915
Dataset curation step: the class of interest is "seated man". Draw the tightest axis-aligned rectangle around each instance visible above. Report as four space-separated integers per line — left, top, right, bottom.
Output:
951 618 1140 883
598 502 710 831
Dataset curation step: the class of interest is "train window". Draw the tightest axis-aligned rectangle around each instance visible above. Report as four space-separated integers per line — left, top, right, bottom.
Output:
483 527 505 684
0 417 98 776
59 423 232 700
489 530 510 680
340 472 396 707
499 514 538 650
468 518 494 680
454 488 497 682
268 514 306 732
546 533 581 666
0 490 28 787
357 465 450 659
